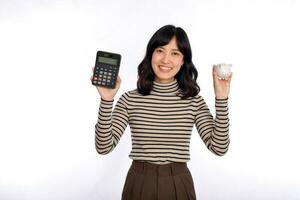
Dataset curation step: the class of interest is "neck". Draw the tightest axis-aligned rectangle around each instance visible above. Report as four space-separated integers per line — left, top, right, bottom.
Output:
152 79 179 94
154 77 175 84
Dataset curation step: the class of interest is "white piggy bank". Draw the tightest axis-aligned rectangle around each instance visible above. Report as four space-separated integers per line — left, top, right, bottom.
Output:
215 63 232 80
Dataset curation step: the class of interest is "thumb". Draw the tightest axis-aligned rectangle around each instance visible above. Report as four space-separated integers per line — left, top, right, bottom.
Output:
115 75 122 89
116 75 121 83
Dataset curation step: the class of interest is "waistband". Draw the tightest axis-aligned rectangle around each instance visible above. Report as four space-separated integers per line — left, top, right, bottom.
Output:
130 160 188 177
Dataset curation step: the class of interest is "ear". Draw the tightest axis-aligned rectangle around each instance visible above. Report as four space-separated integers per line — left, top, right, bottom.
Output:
180 57 184 66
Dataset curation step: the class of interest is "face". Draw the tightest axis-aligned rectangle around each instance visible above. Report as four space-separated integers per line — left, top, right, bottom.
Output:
151 36 184 84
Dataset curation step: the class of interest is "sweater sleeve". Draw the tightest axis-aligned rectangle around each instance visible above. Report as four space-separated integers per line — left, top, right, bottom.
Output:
95 93 129 155
194 96 230 156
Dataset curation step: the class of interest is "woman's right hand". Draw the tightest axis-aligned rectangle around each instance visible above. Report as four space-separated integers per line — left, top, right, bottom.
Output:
90 67 122 101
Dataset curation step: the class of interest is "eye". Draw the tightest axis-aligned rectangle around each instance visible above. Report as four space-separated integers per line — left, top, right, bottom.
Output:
155 48 163 53
172 51 181 56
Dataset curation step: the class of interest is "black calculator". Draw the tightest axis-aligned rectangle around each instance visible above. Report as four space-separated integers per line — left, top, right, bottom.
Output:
92 50 121 88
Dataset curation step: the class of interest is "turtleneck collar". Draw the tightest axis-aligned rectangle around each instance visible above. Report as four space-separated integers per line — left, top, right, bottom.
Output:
151 79 180 94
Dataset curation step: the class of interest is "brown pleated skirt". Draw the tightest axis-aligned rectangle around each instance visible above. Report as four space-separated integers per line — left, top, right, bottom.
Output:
121 160 196 200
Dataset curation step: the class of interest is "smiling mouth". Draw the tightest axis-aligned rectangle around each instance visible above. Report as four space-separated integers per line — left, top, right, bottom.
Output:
159 65 172 71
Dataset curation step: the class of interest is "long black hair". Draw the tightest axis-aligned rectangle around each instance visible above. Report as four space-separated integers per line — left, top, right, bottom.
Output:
137 24 200 99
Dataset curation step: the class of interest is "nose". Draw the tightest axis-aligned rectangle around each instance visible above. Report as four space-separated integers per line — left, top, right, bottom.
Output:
161 52 170 64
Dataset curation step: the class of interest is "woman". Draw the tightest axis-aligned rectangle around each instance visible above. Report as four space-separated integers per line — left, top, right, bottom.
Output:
91 24 232 200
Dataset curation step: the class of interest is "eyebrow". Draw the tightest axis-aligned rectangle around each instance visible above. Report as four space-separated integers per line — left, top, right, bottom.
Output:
159 47 181 52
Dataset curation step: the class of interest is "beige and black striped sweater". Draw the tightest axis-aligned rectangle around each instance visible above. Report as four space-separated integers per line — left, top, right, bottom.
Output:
95 79 230 164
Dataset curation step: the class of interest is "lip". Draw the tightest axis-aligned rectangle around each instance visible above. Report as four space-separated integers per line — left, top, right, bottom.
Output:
158 65 172 71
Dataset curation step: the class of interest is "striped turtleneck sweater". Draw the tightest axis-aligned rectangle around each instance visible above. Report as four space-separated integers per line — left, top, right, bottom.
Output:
95 79 230 164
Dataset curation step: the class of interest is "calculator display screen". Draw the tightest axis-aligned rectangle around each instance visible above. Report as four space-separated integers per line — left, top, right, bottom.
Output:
98 56 118 65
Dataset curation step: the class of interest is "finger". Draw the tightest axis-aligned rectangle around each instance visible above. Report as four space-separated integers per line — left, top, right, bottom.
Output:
212 65 216 74
116 75 121 83
91 76 97 81
213 71 220 82
212 65 219 78
221 73 232 82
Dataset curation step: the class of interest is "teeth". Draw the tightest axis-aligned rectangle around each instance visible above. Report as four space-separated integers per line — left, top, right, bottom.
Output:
159 66 171 70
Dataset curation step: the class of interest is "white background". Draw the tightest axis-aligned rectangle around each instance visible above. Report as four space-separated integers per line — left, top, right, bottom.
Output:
0 0 299 199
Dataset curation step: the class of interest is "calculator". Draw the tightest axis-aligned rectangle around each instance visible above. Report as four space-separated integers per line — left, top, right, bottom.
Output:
92 50 121 88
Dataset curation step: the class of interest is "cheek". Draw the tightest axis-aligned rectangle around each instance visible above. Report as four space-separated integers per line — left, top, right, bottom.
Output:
175 65 182 74
175 58 184 67
151 59 157 71
151 54 159 66
173 59 184 74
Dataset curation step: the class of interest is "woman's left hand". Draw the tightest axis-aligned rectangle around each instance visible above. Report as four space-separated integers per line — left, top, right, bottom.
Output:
212 65 233 99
